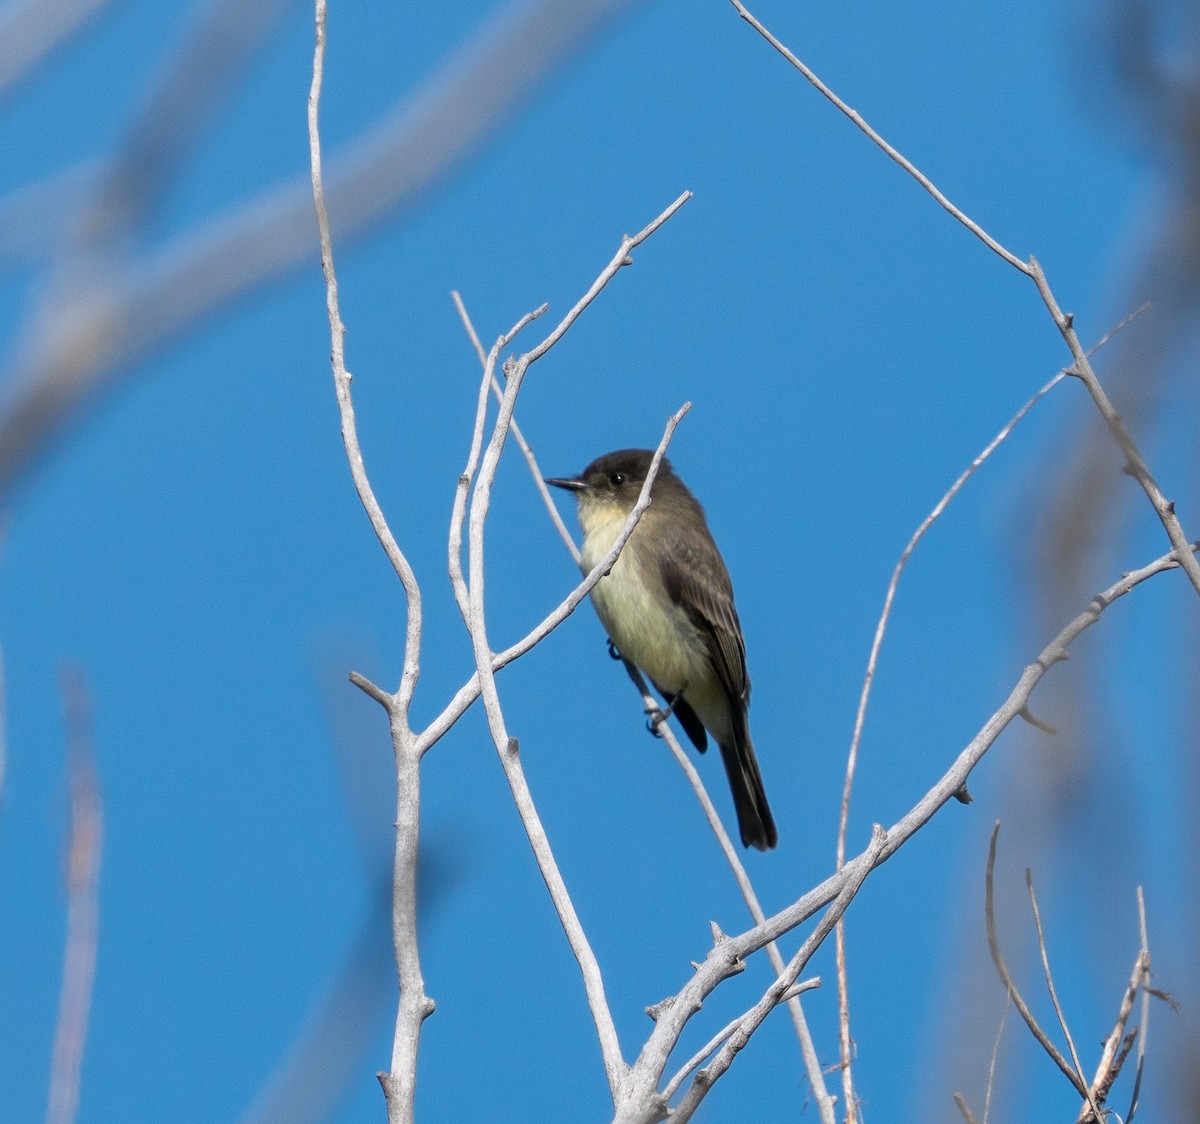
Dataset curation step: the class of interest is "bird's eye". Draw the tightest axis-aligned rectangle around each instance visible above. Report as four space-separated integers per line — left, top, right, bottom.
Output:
609 472 625 486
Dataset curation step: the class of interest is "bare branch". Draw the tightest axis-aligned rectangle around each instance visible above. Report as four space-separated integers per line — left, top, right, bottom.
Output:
452 290 580 563
834 366 1071 1121
982 993 1010 1124
620 662 836 1123
421 194 692 758
669 827 887 1124
309 9 431 1123
1126 887 1150 1123
984 824 1088 1098
1025 869 1099 1118
521 190 690 367
952 1093 980 1124
46 666 102 1124
450 193 691 1099
1077 888 1155 1122
449 303 550 623
308 0 418 714
727 0 1028 272
1026 258 1200 600
465 409 686 1100
661 978 820 1102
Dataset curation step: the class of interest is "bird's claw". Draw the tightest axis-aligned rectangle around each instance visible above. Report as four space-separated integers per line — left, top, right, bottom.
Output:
645 697 676 738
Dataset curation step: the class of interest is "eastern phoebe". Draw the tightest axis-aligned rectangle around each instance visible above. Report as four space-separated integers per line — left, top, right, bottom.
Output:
546 449 777 851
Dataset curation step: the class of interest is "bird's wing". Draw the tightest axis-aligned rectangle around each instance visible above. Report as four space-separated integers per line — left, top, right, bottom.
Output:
658 525 749 707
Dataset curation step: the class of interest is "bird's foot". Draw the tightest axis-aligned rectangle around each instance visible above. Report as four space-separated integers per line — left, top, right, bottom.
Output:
645 698 678 738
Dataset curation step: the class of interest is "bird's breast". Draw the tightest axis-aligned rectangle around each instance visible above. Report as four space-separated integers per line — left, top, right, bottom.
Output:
579 512 709 695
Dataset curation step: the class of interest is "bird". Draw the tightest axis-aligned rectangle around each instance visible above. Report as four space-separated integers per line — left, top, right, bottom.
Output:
545 448 777 850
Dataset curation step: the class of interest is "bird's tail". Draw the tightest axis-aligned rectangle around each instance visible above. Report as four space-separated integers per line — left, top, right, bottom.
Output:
719 731 777 851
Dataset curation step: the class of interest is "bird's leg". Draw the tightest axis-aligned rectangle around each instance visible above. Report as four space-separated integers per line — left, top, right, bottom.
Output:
646 689 688 738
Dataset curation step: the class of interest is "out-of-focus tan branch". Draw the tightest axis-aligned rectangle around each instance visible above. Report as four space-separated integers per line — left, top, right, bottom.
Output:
0 0 646 500
0 0 117 98
46 666 102 1124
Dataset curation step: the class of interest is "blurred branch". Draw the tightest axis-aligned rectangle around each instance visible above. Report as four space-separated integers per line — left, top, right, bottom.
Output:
0 0 119 98
0 0 646 499
46 666 102 1124
237 879 393 1124
953 1093 979 1124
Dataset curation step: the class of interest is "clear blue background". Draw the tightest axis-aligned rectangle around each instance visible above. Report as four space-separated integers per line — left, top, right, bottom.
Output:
0 1 1191 1121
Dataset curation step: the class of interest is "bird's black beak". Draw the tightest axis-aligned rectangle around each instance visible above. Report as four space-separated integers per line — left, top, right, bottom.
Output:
544 475 588 492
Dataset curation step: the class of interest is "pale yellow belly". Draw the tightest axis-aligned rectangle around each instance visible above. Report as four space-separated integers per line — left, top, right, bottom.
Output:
581 521 732 745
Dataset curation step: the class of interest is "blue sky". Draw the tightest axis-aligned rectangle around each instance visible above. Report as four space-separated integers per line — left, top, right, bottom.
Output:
0 1 1190 1122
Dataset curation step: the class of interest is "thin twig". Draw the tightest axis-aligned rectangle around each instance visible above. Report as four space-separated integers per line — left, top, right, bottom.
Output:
308 8 431 1123
419 196 693 759
621 663 837 1123
1025 869 1101 1118
308 0 419 712
727 0 1028 272
953 1093 980 1124
457 194 690 1100
479 248 831 1114
448 303 548 623
834 367 1069 1119
1026 258 1200 601
982 993 1010 1124
1077 888 1154 1123
669 827 887 1124
1125 887 1150 1123
451 290 579 563
661 978 820 1102
46 667 102 1124
984 824 1088 1098
467 409 686 1101
835 301 1148 880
